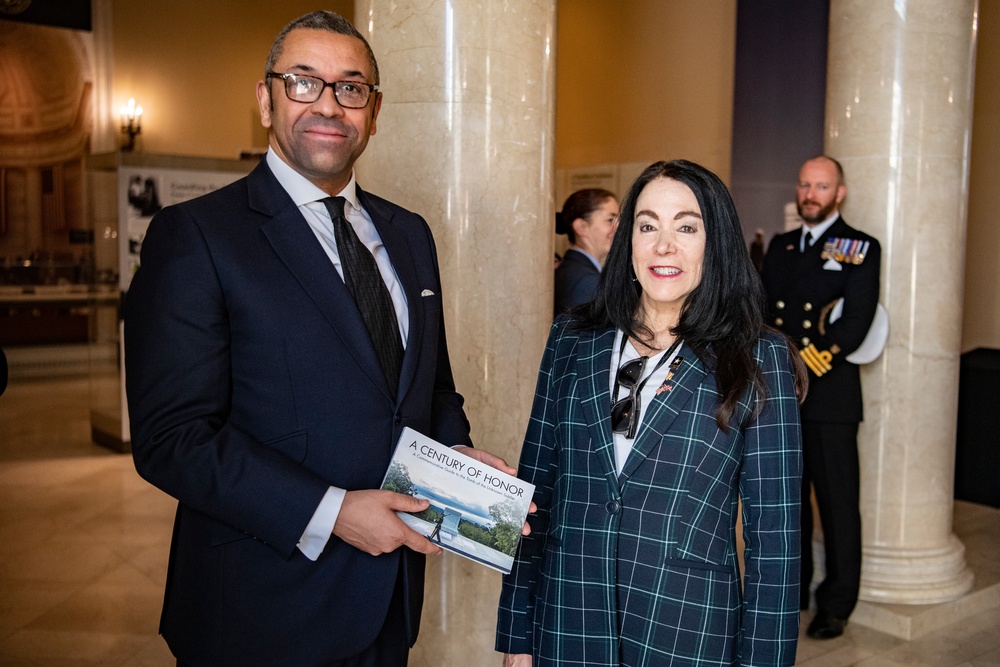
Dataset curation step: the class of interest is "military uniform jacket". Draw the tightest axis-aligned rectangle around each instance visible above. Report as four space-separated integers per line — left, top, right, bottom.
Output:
496 321 802 666
761 217 881 423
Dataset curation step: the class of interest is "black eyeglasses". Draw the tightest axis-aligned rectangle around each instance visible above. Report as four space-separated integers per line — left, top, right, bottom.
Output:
611 356 647 439
266 72 379 108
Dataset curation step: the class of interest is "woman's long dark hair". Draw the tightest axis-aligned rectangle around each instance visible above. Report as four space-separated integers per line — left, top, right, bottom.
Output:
574 160 767 430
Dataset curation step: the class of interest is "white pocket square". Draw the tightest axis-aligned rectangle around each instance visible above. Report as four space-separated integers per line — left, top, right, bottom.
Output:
421 289 435 297
823 258 843 271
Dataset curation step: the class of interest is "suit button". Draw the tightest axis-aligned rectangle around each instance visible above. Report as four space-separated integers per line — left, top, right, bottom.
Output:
775 317 784 326
394 415 402 425
605 500 621 514
802 337 811 346
804 302 813 311
803 320 812 329
776 300 785 309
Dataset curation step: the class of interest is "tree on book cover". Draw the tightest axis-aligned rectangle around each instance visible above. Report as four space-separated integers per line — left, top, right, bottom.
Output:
385 461 523 557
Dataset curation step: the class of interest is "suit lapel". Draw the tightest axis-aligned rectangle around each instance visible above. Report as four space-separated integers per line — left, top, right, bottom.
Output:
249 163 392 400
358 187 423 404
618 346 708 484
577 329 623 491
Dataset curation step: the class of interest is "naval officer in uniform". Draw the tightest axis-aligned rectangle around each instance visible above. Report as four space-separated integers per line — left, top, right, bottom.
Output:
761 155 881 640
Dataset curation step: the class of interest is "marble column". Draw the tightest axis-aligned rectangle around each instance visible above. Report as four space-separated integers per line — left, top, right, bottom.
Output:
825 0 978 604
354 1 556 663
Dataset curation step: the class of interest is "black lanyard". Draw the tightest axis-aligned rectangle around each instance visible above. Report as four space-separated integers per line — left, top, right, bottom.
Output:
612 335 682 405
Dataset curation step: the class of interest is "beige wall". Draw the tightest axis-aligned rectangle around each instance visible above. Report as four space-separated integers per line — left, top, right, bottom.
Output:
555 0 737 183
110 1 352 159
963 0 1000 352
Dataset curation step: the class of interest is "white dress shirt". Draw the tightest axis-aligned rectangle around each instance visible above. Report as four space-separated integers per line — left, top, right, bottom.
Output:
266 150 409 560
801 213 839 251
609 331 683 476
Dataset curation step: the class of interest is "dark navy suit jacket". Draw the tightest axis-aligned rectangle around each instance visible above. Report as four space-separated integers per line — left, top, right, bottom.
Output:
554 248 600 316
125 159 471 665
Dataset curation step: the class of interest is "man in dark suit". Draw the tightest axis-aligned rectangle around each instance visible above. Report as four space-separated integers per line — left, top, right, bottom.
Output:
125 11 515 665
761 155 881 640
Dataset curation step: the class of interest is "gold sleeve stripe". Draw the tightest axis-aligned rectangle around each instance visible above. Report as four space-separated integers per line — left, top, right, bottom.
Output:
800 347 825 376
801 344 833 377
803 344 832 373
800 348 822 376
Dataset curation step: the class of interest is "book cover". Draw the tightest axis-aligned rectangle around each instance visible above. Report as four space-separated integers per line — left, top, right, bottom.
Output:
380 427 534 574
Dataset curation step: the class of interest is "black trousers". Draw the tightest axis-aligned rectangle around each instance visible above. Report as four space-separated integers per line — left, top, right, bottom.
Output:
800 420 862 619
332 568 409 667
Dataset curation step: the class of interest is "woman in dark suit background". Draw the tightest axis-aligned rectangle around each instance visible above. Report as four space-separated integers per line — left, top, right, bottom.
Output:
498 160 803 666
554 188 619 315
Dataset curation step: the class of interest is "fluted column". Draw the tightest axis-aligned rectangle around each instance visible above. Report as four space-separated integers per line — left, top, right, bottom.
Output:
825 0 978 603
355 0 556 663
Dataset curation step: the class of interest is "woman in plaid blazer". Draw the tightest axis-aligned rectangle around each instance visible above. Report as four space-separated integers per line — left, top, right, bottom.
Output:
497 160 803 666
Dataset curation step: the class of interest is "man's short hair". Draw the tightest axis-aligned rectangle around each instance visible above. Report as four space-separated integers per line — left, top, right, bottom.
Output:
265 11 380 86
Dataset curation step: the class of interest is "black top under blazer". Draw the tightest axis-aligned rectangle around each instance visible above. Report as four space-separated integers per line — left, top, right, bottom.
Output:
125 159 471 665
760 217 881 423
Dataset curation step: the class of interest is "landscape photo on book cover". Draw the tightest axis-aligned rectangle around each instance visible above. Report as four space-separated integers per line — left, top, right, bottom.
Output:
381 428 534 574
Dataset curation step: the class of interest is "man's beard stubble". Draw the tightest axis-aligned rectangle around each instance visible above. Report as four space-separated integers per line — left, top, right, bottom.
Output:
797 198 838 224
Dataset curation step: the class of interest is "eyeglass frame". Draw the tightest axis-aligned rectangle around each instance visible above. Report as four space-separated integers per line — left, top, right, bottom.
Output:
611 356 647 440
265 71 379 109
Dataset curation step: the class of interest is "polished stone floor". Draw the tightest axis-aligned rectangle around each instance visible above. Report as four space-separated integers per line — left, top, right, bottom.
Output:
0 374 998 665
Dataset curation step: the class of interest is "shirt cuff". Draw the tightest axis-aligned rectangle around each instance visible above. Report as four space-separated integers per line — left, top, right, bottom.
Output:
297 486 346 561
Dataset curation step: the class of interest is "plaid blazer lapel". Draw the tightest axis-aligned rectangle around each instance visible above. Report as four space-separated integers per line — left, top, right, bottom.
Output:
619 348 708 484
576 328 620 489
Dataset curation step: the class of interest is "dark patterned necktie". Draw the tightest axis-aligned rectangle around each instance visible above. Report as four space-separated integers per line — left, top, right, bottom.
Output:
324 196 403 392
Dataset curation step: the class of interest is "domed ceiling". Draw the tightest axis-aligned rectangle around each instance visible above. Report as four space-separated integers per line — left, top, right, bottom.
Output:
0 21 91 166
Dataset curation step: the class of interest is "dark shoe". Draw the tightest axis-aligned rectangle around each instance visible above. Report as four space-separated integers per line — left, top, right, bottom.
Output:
807 612 847 639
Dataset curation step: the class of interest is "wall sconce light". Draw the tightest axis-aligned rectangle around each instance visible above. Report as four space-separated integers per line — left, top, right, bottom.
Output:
120 98 143 151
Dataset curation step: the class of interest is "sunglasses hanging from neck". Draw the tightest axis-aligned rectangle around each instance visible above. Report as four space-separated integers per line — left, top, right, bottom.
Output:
611 336 682 439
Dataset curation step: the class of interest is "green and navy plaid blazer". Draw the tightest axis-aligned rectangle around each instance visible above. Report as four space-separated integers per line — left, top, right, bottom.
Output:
497 321 802 666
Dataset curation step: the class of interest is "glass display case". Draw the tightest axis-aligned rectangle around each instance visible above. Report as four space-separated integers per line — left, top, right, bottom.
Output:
85 152 255 451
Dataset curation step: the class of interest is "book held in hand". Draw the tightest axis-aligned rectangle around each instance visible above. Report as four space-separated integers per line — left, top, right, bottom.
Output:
380 427 534 574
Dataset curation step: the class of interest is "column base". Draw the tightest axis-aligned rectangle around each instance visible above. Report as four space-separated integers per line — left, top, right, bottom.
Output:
851 580 1000 640
859 534 975 605
815 501 1000 640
